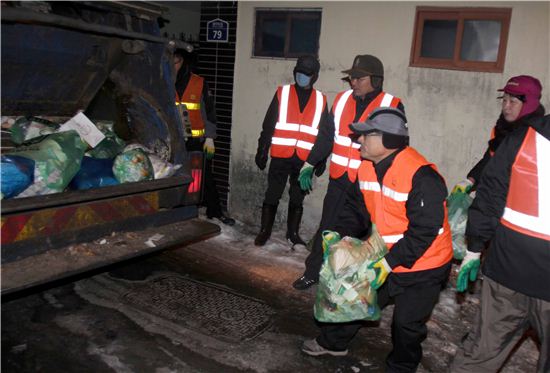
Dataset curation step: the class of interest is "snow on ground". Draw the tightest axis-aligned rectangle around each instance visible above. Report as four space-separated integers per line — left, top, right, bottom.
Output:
199 209 540 372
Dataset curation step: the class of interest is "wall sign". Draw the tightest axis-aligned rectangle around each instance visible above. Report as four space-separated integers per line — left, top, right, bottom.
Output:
206 18 229 43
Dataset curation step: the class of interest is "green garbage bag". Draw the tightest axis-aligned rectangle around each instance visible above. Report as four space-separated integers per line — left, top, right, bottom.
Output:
9 131 87 196
86 121 126 159
314 225 388 323
447 191 473 260
112 148 154 183
10 116 59 145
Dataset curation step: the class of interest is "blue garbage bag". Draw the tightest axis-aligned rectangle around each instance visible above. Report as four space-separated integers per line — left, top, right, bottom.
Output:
1 155 35 198
70 156 119 190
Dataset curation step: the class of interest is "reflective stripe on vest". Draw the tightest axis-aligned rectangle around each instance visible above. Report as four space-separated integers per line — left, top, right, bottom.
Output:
175 74 205 137
329 91 401 182
358 147 453 272
270 84 326 160
501 127 550 240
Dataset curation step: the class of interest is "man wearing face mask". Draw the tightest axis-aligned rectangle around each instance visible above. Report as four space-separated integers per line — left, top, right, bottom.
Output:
254 55 329 249
292 54 406 290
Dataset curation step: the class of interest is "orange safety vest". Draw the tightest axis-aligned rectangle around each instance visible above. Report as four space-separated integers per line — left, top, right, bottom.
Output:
329 91 401 182
175 73 205 137
358 147 453 273
270 85 327 160
501 127 550 241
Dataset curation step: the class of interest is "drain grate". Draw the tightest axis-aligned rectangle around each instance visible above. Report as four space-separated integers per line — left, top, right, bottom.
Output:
122 274 274 342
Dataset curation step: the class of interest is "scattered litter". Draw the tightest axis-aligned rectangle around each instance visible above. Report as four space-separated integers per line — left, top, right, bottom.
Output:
99 239 107 245
351 366 360 372
359 360 373 367
145 234 164 248
11 344 27 353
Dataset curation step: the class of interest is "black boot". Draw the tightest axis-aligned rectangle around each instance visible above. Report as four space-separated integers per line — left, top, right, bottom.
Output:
286 204 306 249
255 203 277 246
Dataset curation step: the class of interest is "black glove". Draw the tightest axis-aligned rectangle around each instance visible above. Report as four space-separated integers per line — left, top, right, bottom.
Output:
255 151 268 170
314 158 327 177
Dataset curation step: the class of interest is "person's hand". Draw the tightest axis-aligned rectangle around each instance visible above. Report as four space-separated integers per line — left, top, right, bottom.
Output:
368 257 392 289
203 138 215 160
452 179 473 194
321 230 341 253
255 151 268 170
298 162 315 191
456 250 481 292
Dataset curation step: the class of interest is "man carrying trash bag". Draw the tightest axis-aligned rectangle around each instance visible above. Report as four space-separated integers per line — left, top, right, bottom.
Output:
302 107 453 373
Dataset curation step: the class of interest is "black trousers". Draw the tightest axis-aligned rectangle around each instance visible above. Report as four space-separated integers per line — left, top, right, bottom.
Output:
303 174 370 280
263 155 307 207
186 138 223 218
317 280 443 373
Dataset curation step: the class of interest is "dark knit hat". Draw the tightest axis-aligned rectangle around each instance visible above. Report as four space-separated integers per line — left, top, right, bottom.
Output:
342 55 384 78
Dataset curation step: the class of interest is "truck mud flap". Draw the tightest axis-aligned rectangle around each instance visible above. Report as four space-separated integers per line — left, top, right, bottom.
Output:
1 218 220 297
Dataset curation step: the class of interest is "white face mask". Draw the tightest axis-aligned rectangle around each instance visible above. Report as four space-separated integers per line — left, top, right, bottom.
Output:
295 72 312 88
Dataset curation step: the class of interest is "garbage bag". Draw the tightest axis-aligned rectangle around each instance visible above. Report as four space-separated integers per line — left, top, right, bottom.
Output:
122 143 180 179
10 116 59 145
1 155 35 199
69 157 119 190
86 121 126 159
9 131 87 197
112 148 154 183
447 191 473 260
314 225 388 323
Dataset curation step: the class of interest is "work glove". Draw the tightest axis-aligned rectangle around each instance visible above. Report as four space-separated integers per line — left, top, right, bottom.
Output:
298 162 315 191
321 230 341 254
314 159 327 177
203 138 215 160
255 151 268 170
456 250 481 292
369 257 392 290
451 179 473 194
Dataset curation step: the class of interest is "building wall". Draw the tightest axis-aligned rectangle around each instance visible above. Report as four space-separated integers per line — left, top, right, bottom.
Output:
231 1 550 235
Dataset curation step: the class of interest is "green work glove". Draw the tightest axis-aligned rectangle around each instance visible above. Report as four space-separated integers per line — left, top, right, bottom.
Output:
321 230 341 254
298 162 315 191
203 138 215 160
451 178 473 195
368 257 392 290
456 250 481 292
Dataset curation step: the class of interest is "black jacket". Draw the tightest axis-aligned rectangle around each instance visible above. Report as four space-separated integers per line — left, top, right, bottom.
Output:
467 115 550 301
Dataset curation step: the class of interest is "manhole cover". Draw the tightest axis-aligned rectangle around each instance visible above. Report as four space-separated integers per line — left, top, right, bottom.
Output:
122 274 274 342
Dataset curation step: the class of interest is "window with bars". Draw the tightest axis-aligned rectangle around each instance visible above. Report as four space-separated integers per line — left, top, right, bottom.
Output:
253 8 322 58
410 7 511 72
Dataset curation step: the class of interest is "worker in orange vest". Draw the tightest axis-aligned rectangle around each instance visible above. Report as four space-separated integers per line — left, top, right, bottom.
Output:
451 114 550 372
254 55 329 248
302 108 453 373
451 75 545 194
174 49 234 225
293 54 405 290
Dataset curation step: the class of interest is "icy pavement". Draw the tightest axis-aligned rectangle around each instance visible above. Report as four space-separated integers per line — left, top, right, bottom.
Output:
197 211 540 372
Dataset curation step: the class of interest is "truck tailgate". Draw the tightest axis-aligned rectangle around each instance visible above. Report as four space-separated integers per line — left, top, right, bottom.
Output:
1 218 220 296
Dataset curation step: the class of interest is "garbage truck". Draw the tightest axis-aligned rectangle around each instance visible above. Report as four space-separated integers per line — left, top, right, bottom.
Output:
1 1 220 295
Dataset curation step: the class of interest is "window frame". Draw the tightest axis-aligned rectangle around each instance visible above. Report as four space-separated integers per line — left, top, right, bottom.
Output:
410 6 512 73
253 8 322 59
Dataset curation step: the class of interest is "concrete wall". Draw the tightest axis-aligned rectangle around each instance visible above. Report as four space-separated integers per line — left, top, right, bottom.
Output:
230 1 550 236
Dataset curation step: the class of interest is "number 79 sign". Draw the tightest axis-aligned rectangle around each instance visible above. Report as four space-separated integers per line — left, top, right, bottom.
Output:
207 18 229 43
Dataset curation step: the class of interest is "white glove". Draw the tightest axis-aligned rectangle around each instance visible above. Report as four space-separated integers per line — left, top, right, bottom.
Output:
203 137 215 159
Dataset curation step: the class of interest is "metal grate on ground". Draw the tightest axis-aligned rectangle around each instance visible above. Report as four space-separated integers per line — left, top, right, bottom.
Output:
123 274 274 343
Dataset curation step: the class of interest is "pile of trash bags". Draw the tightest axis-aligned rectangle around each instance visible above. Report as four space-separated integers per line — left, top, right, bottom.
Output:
314 225 388 323
447 191 473 260
1 114 181 199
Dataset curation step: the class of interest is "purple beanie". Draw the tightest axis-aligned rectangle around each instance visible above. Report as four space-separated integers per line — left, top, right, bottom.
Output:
498 75 543 119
